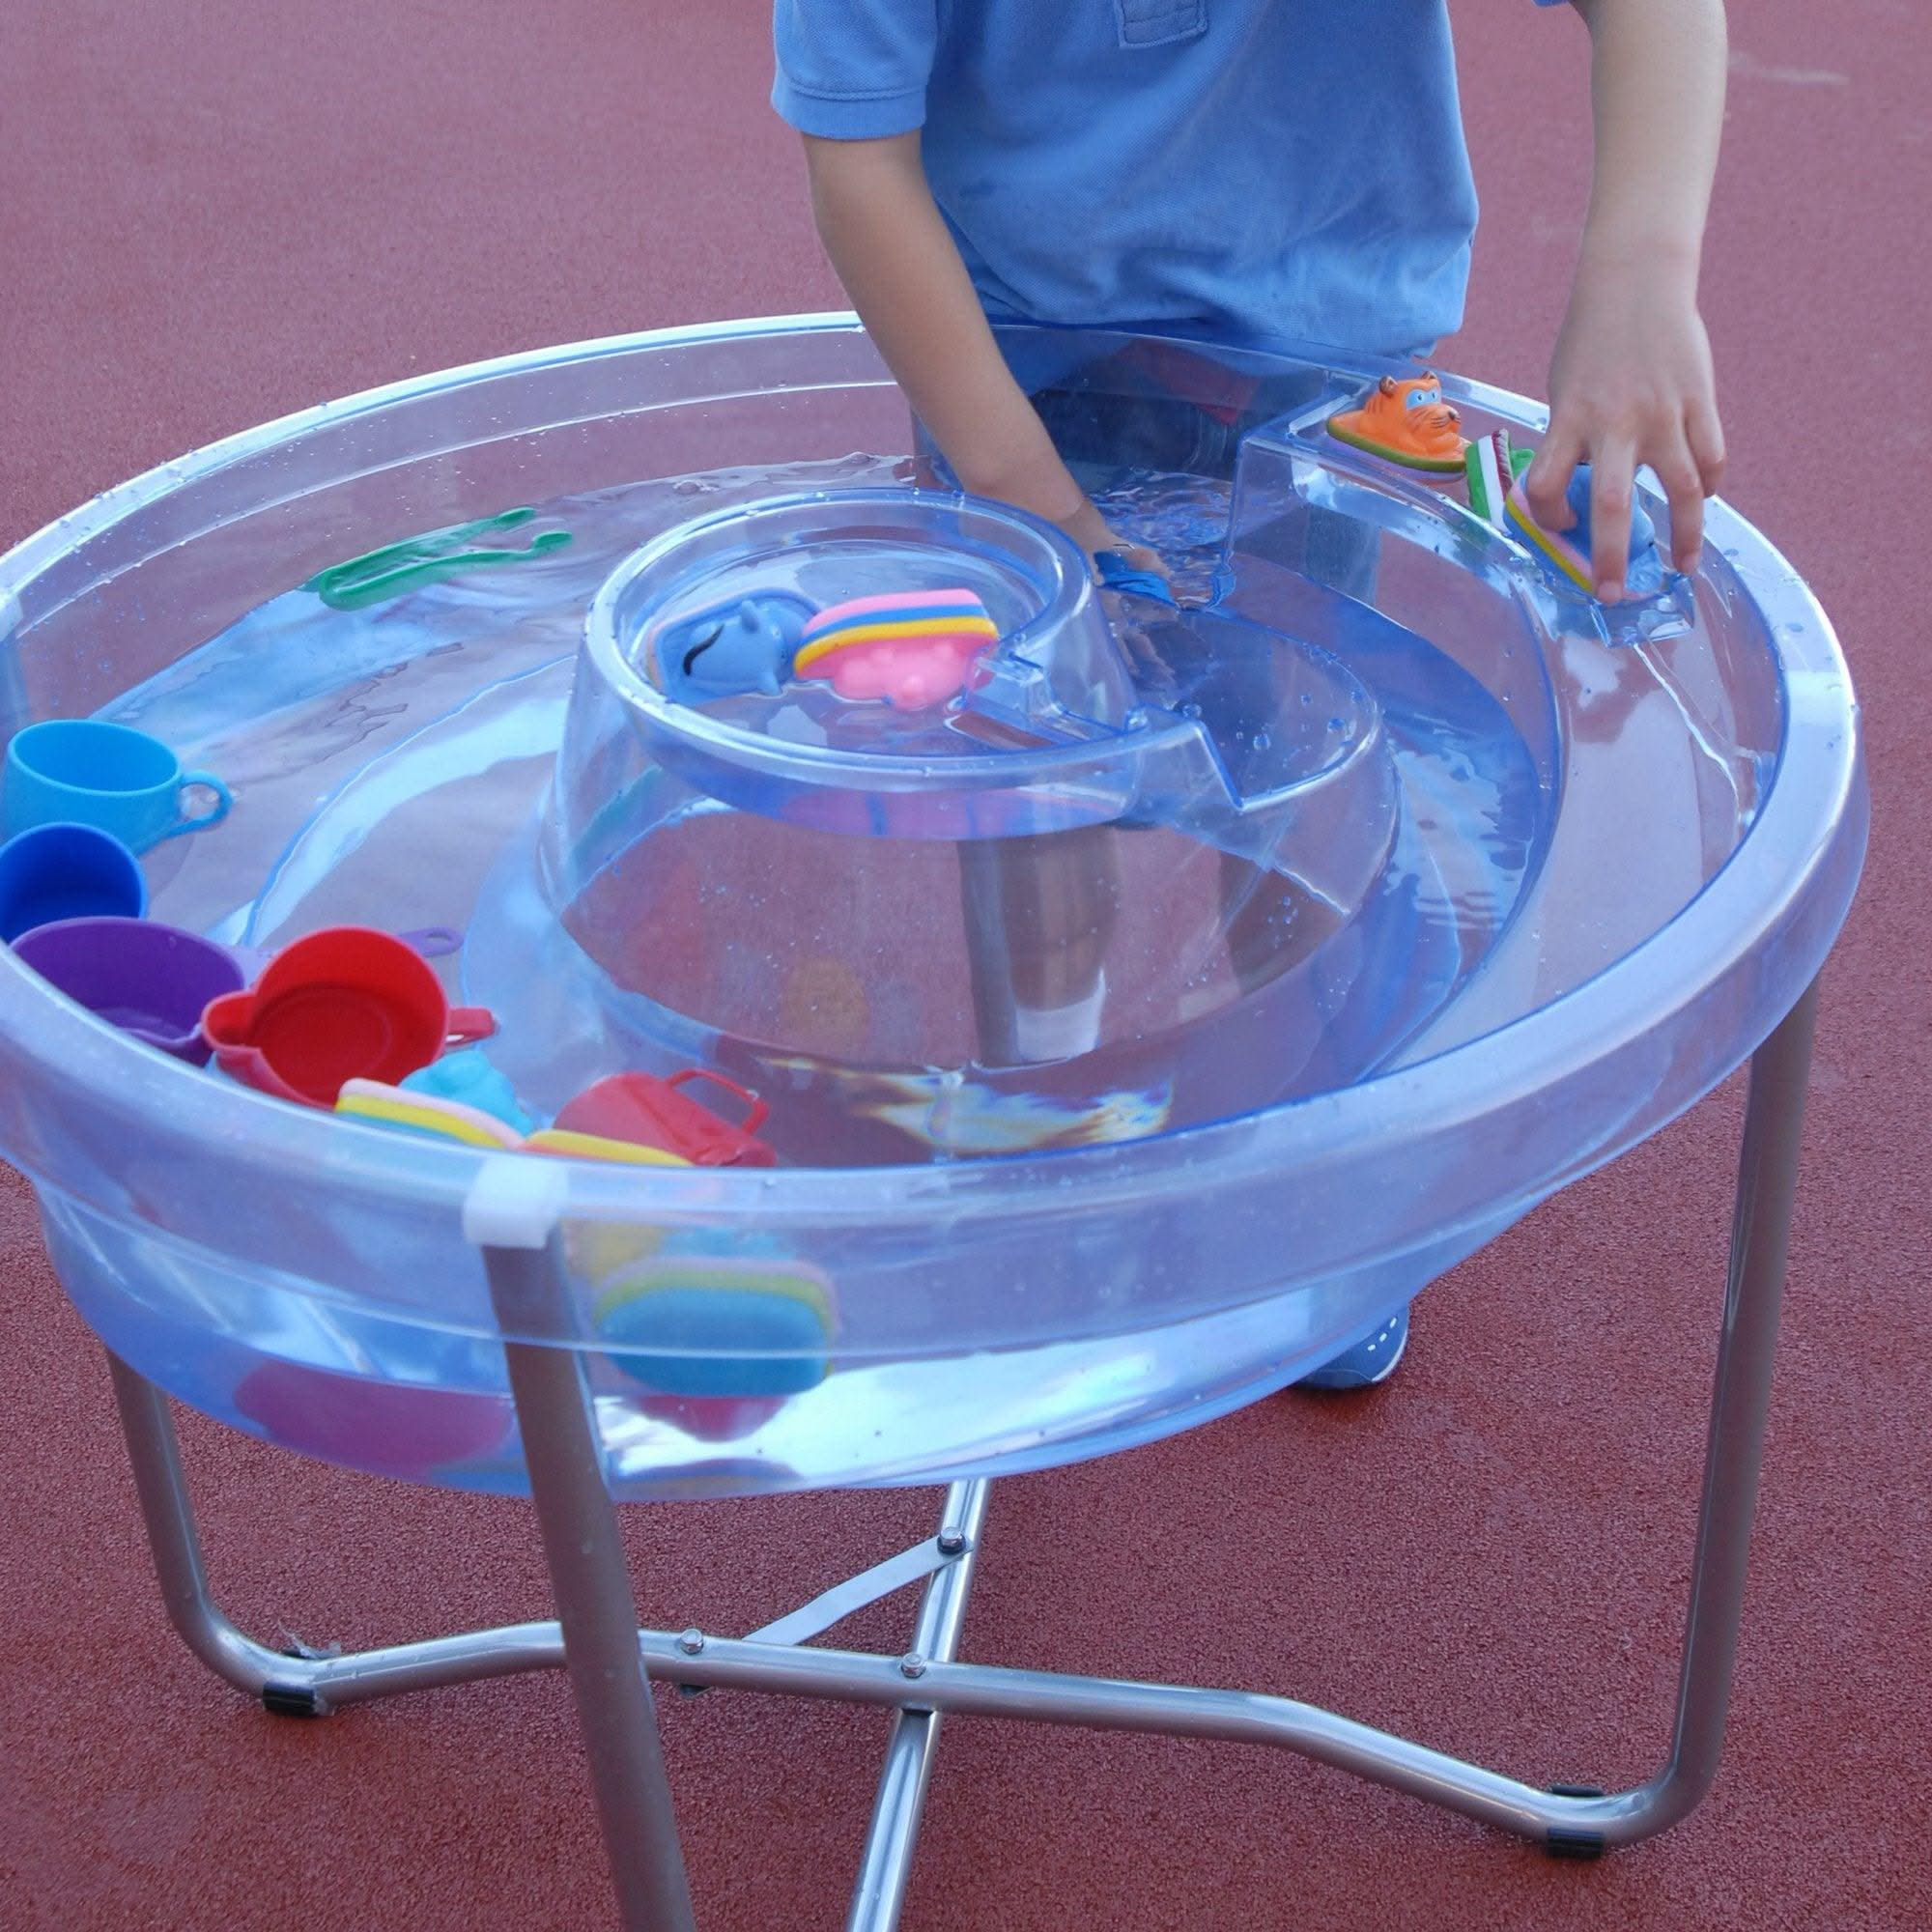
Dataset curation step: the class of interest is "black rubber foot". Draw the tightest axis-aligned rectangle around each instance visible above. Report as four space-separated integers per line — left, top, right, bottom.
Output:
262 1684 325 1718
1545 1784 1607 1860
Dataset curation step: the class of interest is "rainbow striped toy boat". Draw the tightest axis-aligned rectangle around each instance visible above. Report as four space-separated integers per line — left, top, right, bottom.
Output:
791 589 998 710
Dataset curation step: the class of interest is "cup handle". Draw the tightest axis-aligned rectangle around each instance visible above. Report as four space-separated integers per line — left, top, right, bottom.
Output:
169 771 233 837
667 1066 770 1135
445 1006 497 1045
400 925 465 958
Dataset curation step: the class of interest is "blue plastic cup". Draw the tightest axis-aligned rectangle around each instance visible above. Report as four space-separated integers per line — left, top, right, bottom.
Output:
0 822 149 944
2 718 231 851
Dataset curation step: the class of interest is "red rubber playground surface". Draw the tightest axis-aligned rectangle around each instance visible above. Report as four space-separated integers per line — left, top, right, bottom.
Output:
2 5 1927 1927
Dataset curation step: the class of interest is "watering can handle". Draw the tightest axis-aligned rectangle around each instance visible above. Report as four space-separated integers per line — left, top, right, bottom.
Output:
666 1067 769 1134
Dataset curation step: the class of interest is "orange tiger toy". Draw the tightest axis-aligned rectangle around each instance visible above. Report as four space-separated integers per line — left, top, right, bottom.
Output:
1327 373 1469 473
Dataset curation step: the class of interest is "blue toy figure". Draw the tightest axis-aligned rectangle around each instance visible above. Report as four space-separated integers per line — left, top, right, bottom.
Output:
1094 547 1179 609
1558 465 1659 575
652 593 813 703
1507 461 1663 599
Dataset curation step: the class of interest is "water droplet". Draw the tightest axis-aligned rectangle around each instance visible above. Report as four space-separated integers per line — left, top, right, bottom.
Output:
1252 732 1270 751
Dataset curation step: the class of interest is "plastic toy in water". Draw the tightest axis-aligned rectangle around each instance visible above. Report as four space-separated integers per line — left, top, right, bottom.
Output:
225 924 465 985
0 821 148 944
234 1360 513 1481
1094 547 1179 607
336 1082 702 1162
335 1078 525 1149
1463 430 1533 528
400 1046 533 1133
523 1126 693 1166
304 506 574 612
792 589 999 709
4 719 232 850
649 585 999 710
652 591 815 703
634 1393 791 1445
1326 372 1469 472
559 1192 830 1430
11 916 242 1064
1507 463 1662 597
200 925 496 1107
596 1234 834 1403
553 1069 776 1167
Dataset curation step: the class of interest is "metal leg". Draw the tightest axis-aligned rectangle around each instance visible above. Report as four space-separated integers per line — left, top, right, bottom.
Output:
107 1348 580 1712
107 1350 297 1700
95 980 1827 1916
487 1236 697 1932
1610 973 1824 1839
846 1480 990 1932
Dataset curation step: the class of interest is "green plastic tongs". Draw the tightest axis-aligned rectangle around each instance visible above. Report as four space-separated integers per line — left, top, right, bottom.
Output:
304 507 574 611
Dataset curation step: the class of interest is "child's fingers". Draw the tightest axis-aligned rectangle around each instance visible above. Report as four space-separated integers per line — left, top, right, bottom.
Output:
1688 399 1727 497
1525 418 1586 529
1114 542 1172 580
1588 441 1637 604
1652 435 1707 575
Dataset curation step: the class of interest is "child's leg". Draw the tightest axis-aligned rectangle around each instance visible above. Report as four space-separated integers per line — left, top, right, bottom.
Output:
1015 338 1413 1390
958 826 1121 1066
938 334 1415 1390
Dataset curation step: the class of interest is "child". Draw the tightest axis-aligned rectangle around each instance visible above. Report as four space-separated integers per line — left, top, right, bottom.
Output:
772 0 1729 1386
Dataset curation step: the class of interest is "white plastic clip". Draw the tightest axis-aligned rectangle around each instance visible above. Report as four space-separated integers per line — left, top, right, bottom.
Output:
462 1153 568 1251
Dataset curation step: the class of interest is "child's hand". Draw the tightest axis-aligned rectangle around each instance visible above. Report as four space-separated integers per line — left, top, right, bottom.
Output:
1052 498 1170 582
1525 0 1730 603
1525 263 1726 602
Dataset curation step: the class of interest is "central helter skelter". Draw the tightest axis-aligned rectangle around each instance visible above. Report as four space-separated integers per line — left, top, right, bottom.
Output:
518 487 1407 1166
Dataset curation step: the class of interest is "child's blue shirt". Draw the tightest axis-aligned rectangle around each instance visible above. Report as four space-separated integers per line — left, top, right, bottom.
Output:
774 1 1567 359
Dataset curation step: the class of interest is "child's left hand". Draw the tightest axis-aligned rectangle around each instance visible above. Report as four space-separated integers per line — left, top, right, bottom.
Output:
1053 498 1171 584
1524 259 1726 601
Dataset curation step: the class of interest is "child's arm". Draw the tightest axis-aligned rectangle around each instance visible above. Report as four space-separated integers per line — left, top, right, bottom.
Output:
1525 0 1729 600
803 133 1153 566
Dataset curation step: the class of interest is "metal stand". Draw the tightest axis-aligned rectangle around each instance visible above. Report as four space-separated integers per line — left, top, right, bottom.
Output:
102 981 1821 1928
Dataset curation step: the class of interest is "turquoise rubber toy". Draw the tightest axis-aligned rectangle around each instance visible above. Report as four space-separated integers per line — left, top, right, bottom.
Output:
401 1048 535 1135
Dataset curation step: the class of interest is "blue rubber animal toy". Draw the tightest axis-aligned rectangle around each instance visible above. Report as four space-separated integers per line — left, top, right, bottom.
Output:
651 593 814 703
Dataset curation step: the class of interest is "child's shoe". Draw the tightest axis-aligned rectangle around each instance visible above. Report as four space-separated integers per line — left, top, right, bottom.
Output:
1294 1306 1408 1390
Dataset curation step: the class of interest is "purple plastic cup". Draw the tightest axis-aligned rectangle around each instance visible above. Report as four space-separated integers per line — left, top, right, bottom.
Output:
11 916 244 1064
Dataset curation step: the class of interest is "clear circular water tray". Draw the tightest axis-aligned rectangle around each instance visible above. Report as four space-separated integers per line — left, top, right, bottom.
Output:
0 318 1865 1498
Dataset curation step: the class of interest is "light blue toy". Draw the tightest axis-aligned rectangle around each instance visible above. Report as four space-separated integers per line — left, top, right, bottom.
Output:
400 1049 534 1135
595 1224 834 1401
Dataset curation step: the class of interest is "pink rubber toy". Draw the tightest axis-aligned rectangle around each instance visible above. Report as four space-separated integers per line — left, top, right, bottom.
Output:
791 589 998 710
